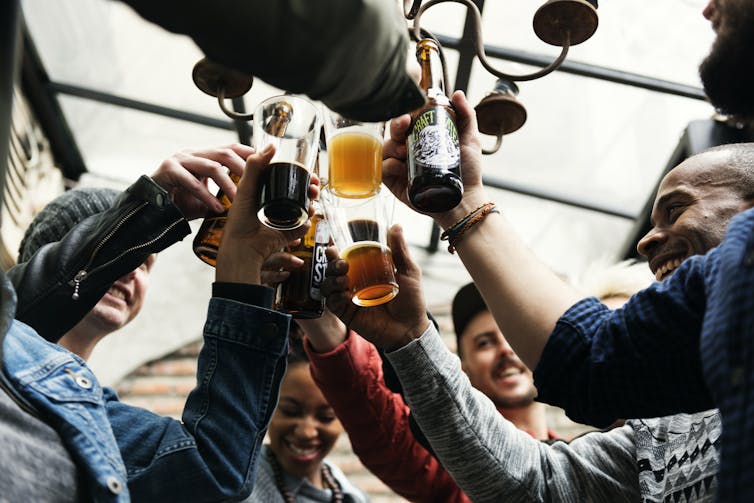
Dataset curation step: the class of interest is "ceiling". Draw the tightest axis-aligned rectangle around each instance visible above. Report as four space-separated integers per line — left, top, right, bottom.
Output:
14 0 725 382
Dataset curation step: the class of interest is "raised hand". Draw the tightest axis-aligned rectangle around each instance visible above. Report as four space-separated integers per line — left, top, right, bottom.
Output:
382 91 487 226
216 145 319 285
150 144 254 221
321 225 430 351
260 248 304 287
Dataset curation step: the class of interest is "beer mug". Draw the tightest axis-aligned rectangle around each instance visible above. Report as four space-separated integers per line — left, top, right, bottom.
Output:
254 95 322 230
321 187 398 307
323 109 384 199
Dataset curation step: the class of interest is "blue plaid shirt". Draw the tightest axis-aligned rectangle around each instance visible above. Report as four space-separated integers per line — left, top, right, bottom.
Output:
534 207 754 502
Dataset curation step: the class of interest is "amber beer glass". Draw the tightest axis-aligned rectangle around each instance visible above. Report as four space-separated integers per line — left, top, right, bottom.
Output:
255 95 321 230
407 38 463 213
324 110 384 198
274 200 328 318
321 187 398 307
193 101 293 266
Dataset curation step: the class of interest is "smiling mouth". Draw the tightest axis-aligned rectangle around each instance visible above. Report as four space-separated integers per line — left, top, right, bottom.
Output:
285 440 321 459
654 256 686 281
106 286 127 301
493 366 523 380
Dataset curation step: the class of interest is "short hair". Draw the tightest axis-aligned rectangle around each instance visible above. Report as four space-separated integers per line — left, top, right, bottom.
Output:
451 283 488 358
701 142 754 199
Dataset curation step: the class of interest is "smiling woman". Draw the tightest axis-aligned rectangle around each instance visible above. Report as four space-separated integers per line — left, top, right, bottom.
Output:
245 324 368 503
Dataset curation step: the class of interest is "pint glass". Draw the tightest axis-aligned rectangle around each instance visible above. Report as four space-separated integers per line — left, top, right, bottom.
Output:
322 187 398 307
254 95 322 230
323 110 384 199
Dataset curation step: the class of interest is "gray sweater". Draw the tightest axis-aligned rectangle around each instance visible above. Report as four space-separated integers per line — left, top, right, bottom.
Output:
386 325 720 503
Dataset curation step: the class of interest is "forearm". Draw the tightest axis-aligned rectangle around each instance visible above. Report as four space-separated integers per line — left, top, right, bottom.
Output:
434 192 583 369
112 298 290 501
307 333 465 502
8 176 190 342
387 325 639 503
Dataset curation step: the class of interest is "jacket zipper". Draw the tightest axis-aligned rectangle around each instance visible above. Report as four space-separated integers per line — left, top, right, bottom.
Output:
69 202 184 299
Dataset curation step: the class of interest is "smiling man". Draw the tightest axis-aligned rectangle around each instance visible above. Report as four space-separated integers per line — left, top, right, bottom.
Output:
453 282 558 441
637 145 754 282
16 187 157 361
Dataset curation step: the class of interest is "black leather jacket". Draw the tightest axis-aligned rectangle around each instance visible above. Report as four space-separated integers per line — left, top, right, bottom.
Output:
6 175 191 343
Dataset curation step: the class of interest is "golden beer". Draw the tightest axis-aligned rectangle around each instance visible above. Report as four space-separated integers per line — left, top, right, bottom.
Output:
328 130 382 198
341 241 398 307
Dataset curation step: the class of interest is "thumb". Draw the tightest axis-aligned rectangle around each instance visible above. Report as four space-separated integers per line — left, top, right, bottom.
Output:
236 144 276 210
388 224 419 277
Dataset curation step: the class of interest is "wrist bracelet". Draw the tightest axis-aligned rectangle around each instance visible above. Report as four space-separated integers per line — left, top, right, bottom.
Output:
440 202 499 254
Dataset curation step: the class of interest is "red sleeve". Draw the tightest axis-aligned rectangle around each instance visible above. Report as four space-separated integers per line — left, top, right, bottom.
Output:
306 332 470 503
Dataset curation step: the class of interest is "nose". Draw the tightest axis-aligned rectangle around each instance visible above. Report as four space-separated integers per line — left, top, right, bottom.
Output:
702 0 715 20
636 228 666 258
294 417 318 440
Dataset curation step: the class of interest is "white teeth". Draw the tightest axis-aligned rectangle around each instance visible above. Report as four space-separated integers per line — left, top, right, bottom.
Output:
108 288 126 300
496 368 521 379
655 257 685 281
287 443 318 456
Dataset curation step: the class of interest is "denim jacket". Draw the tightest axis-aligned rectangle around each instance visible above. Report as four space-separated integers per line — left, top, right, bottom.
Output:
1 175 292 501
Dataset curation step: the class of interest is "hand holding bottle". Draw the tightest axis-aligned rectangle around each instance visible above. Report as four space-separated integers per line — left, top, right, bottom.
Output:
150 144 254 221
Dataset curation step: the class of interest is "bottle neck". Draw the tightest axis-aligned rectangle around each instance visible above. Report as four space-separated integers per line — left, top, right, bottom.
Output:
418 47 447 101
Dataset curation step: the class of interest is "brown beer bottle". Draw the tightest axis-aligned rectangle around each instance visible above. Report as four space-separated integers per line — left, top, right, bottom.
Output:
192 101 293 266
407 38 463 213
274 199 328 318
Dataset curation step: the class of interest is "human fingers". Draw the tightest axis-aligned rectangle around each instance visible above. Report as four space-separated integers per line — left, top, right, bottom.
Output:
388 224 421 279
262 251 305 272
152 157 226 214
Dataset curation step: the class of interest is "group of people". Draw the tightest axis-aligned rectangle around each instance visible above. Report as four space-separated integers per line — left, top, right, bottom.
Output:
3 0 754 501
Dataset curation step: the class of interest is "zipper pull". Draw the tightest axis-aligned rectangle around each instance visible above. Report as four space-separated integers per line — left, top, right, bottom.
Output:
72 270 87 300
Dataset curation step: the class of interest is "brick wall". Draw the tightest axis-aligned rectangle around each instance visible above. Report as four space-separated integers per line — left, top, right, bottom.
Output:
115 304 593 501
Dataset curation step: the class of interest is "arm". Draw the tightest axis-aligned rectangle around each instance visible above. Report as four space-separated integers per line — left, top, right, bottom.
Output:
303 313 468 503
387 324 641 503
534 253 714 426
108 294 289 501
381 91 582 370
119 0 423 122
111 145 314 500
8 144 253 343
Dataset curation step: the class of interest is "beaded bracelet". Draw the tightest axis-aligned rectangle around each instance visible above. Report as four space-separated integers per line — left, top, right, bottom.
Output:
440 202 499 253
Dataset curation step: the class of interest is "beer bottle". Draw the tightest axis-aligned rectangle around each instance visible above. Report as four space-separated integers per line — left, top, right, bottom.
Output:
192 101 293 266
274 199 329 318
407 38 463 213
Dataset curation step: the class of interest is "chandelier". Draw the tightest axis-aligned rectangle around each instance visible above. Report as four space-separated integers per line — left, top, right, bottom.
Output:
192 0 598 154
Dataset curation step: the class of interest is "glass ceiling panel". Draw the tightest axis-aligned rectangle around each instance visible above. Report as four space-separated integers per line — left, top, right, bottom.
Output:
477 0 715 87
466 59 714 213
20 0 719 309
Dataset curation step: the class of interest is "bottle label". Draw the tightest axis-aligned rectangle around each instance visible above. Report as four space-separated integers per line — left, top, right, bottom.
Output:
408 107 461 172
310 220 330 300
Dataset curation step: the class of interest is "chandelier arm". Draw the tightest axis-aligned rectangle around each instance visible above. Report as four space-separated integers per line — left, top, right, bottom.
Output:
412 0 572 82
405 0 424 19
481 133 503 155
217 87 254 121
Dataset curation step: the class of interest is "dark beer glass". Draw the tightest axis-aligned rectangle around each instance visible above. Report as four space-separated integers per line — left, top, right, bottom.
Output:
254 95 321 230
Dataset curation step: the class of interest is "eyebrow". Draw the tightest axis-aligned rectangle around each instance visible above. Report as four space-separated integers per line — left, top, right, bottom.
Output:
651 189 693 226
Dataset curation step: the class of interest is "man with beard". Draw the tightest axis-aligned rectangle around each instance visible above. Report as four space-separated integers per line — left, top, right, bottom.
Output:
699 0 754 120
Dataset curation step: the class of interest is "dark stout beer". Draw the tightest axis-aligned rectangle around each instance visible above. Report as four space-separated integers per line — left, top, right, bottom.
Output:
275 210 328 318
407 38 463 213
193 101 292 265
259 161 310 229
